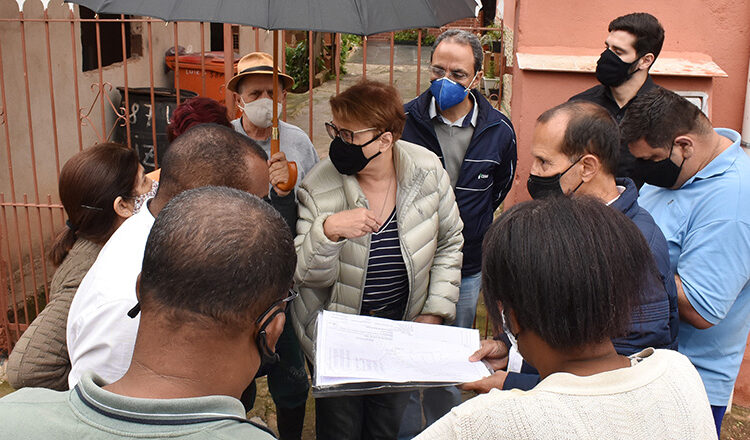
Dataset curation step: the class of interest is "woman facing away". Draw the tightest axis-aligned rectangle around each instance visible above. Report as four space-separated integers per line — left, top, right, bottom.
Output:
415 196 717 440
291 80 464 440
6 143 154 390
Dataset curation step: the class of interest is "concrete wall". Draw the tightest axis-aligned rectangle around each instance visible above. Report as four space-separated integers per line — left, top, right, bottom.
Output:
0 0 276 308
503 0 750 206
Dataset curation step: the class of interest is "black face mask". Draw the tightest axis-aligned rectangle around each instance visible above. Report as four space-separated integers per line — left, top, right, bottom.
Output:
255 308 284 376
634 145 685 188
328 133 383 175
595 49 640 88
527 156 583 199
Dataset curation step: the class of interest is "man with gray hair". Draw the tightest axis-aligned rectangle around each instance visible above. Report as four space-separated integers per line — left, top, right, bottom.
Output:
400 29 517 437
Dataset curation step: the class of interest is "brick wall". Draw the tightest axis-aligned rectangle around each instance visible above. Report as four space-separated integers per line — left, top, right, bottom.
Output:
366 16 483 43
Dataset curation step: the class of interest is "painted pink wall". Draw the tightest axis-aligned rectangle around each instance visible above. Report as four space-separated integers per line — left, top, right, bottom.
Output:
504 0 750 206
504 0 750 407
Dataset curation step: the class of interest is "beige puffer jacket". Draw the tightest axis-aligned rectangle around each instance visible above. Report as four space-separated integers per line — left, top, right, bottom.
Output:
291 139 464 359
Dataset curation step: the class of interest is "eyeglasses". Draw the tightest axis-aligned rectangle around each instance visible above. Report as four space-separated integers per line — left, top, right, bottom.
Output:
256 288 299 325
325 121 378 144
430 65 471 82
127 288 299 321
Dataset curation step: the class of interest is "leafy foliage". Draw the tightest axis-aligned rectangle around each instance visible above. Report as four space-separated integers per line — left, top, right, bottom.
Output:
285 39 324 92
479 23 503 46
394 28 436 45
338 34 362 75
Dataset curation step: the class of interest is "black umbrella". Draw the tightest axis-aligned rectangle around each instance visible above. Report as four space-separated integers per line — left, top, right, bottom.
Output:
66 0 481 36
66 0 481 189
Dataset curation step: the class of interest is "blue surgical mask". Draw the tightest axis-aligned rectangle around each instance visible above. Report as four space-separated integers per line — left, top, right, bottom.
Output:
429 72 478 111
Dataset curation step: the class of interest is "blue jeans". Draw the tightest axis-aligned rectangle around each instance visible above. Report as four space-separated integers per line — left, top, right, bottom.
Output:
397 273 482 439
453 272 482 329
711 405 726 438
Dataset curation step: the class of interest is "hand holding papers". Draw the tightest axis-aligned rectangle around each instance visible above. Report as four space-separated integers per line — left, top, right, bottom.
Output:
313 311 492 395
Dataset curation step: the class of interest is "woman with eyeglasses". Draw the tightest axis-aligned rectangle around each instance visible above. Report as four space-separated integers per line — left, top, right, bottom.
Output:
6 143 153 391
290 80 464 440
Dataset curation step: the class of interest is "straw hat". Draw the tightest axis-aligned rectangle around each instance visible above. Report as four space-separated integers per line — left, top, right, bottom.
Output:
227 52 294 93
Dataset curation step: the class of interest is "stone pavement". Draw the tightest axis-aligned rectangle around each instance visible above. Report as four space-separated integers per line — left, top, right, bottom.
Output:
284 43 432 159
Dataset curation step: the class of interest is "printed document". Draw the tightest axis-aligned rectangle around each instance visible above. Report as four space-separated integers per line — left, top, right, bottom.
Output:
315 311 492 387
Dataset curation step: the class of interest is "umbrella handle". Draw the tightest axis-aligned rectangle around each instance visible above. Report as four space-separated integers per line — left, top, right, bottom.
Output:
276 161 298 193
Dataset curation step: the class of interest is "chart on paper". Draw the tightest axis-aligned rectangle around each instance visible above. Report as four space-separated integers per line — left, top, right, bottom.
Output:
315 311 492 387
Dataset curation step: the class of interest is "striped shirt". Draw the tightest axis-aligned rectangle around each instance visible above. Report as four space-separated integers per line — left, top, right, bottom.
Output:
360 209 409 318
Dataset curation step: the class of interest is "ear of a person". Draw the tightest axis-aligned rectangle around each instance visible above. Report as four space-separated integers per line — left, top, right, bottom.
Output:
135 273 142 301
580 154 600 182
674 135 695 158
639 53 655 71
471 70 484 89
264 312 286 352
508 308 522 334
379 132 395 150
113 196 133 219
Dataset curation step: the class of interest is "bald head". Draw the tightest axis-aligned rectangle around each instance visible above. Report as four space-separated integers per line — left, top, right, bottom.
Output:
139 186 295 331
154 124 269 212
537 101 620 175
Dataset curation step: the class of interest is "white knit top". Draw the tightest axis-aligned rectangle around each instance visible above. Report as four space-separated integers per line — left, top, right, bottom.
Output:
415 349 717 440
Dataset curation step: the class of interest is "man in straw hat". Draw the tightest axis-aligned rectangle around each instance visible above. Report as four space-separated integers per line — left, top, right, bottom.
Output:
227 52 315 440
228 52 319 199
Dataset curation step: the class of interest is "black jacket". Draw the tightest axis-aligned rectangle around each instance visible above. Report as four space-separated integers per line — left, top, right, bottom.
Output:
402 89 517 276
569 76 658 187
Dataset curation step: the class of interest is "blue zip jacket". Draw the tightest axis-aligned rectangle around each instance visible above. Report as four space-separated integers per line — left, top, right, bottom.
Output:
402 89 517 276
502 177 679 391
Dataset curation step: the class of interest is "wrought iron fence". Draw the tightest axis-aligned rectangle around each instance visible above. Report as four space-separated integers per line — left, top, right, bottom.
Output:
0 1 505 353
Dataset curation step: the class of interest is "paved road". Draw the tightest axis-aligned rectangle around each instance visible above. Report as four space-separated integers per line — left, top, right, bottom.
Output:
285 42 432 159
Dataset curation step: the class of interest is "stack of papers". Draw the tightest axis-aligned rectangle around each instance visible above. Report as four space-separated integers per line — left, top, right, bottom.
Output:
314 311 492 393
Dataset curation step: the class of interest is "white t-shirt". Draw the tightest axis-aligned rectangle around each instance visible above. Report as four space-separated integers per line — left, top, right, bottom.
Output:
66 207 155 388
416 349 717 440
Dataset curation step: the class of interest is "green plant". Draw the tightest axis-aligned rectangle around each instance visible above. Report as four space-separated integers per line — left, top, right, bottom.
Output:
394 29 419 42
393 28 435 45
338 33 362 74
285 40 325 92
479 24 503 47
485 57 496 79
341 33 362 51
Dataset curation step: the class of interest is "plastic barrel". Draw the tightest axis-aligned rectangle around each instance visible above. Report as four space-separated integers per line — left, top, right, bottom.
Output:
115 87 198 172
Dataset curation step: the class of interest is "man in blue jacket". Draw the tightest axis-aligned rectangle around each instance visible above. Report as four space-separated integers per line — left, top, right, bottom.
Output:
462 100 678 393
399 29 517 438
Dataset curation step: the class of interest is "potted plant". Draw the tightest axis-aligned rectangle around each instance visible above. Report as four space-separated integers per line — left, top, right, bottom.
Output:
479 24 503 53
482 56 500 96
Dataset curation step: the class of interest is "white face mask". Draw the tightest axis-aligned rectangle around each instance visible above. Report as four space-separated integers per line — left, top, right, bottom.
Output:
238 97 282 129
502 310 518 348
133 179 158 214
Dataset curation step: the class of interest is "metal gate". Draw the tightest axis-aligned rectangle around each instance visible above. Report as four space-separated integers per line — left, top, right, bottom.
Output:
0 1 507 353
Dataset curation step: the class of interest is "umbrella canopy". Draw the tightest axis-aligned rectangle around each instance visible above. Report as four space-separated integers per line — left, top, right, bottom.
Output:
66 0 481 36
66 0 481 190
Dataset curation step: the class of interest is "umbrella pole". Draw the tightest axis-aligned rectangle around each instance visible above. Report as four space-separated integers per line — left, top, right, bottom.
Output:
271 30 297 192
271 30 280 156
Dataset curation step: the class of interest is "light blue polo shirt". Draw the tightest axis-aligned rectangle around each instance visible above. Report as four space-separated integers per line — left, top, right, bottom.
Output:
639 128 750 406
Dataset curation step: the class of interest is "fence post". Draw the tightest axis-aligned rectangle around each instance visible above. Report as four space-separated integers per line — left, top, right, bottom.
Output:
223 24 234 120
0 225 10 354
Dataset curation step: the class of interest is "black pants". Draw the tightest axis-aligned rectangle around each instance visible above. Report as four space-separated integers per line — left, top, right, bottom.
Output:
315 391 410 440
